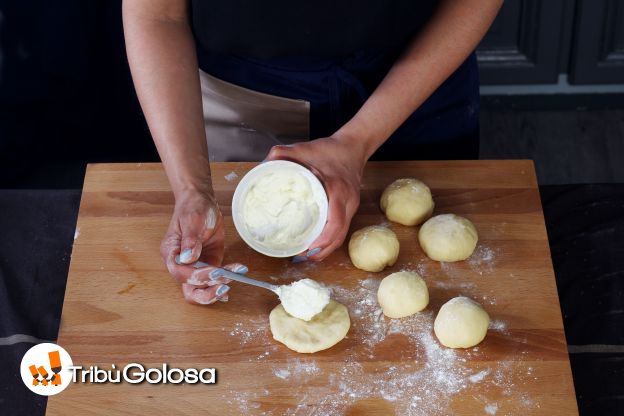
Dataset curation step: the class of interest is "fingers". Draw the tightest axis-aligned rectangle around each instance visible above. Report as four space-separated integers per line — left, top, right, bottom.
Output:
305 200 350 261
185 262 248 286
175 199 221 265
266 144 293 162
198 225 226 266
181 262 248 305
223 263 248 274
162 242 225 285
161 207 225 282
182 283 231 305
267 141 361 263
179 209 217 264
302 178 360 262
161 232 195 284
266 145 323 179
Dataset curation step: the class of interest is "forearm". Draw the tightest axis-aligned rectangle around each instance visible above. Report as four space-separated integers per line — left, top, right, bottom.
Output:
123 0 211 198
335 0 503 160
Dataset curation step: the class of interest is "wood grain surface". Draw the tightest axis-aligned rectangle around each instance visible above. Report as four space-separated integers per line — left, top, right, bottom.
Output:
46 161 578 415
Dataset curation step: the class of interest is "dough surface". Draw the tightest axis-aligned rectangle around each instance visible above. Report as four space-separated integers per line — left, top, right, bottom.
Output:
380 178 434 226
434 296 489 348
377 271 429 318
418 214 478 262
348 226 400 272
269 300 350 353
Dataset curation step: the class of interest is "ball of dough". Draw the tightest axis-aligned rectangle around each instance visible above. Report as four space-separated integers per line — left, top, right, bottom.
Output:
377 271 429 318
434 296 490 348
269 299 350 353
348 226 400 272
418 214 478 262
380 178 434 226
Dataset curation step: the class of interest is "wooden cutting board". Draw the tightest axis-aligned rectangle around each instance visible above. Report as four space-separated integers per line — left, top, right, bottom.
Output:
46 161 577 415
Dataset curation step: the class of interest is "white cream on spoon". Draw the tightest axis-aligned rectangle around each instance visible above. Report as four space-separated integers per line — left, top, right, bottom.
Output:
175 257 330 321
275 278 331 321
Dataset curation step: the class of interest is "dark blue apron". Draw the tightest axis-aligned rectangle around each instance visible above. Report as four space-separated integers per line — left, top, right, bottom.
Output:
196 46 479 160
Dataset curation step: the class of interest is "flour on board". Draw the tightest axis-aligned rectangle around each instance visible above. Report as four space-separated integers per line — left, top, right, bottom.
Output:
468 245 497 274
485 403 499 414
224 273 532 415
224 171 239 182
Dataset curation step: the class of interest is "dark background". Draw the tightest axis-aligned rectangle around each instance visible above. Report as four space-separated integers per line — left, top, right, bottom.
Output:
1 0 623 188
0 1 623 415
0 0 157 189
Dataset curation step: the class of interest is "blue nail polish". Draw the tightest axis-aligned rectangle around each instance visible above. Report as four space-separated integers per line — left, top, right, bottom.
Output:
216 285 230 296
236 265 249 274
179 249 193 264
210 269 224 279
306 247 321 257
292 255 307 264
193 260 210 269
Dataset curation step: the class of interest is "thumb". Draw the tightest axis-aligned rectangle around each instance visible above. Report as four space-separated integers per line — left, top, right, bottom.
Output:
178 224 204 265
178 240 202 264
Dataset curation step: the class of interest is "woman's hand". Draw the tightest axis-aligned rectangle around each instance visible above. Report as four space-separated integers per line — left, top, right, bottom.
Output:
265 134 367 261
160 190 247 304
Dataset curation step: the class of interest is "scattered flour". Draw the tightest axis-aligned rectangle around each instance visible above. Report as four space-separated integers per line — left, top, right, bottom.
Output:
228 318 269 345
489 319 508 333
414 258 431 277
468 245 497 274
439 261 466 280
481 294 498 305
469 369 490 383
225 388 268 413
434 280 477 291
272 359 321 381
224 171 239 182
273 369 290 380
274 260 319 281
225 275 533 415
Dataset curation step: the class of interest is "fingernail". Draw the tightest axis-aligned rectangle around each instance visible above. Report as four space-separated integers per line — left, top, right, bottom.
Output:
306 247 321 257
210 269 224 279
179 249 193 264
292 255 307 264
235 265 248 274
216 284 230 296
192 260 210 269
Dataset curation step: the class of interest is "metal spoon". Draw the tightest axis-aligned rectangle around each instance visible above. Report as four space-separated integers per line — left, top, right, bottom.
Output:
174 255 280 294
174 256 330 321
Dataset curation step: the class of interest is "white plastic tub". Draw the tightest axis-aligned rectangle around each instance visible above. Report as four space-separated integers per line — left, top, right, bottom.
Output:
232 160 328 257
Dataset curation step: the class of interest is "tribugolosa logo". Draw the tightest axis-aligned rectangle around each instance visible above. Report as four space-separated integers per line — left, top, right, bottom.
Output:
20 343 73 396
20 342 218 393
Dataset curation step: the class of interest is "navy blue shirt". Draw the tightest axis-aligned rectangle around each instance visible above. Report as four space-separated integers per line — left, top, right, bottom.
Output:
190 1 478 159
190 1 439 58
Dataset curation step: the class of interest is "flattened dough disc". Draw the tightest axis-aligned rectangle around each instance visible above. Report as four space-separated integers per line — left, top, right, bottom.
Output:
269 299 350 353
